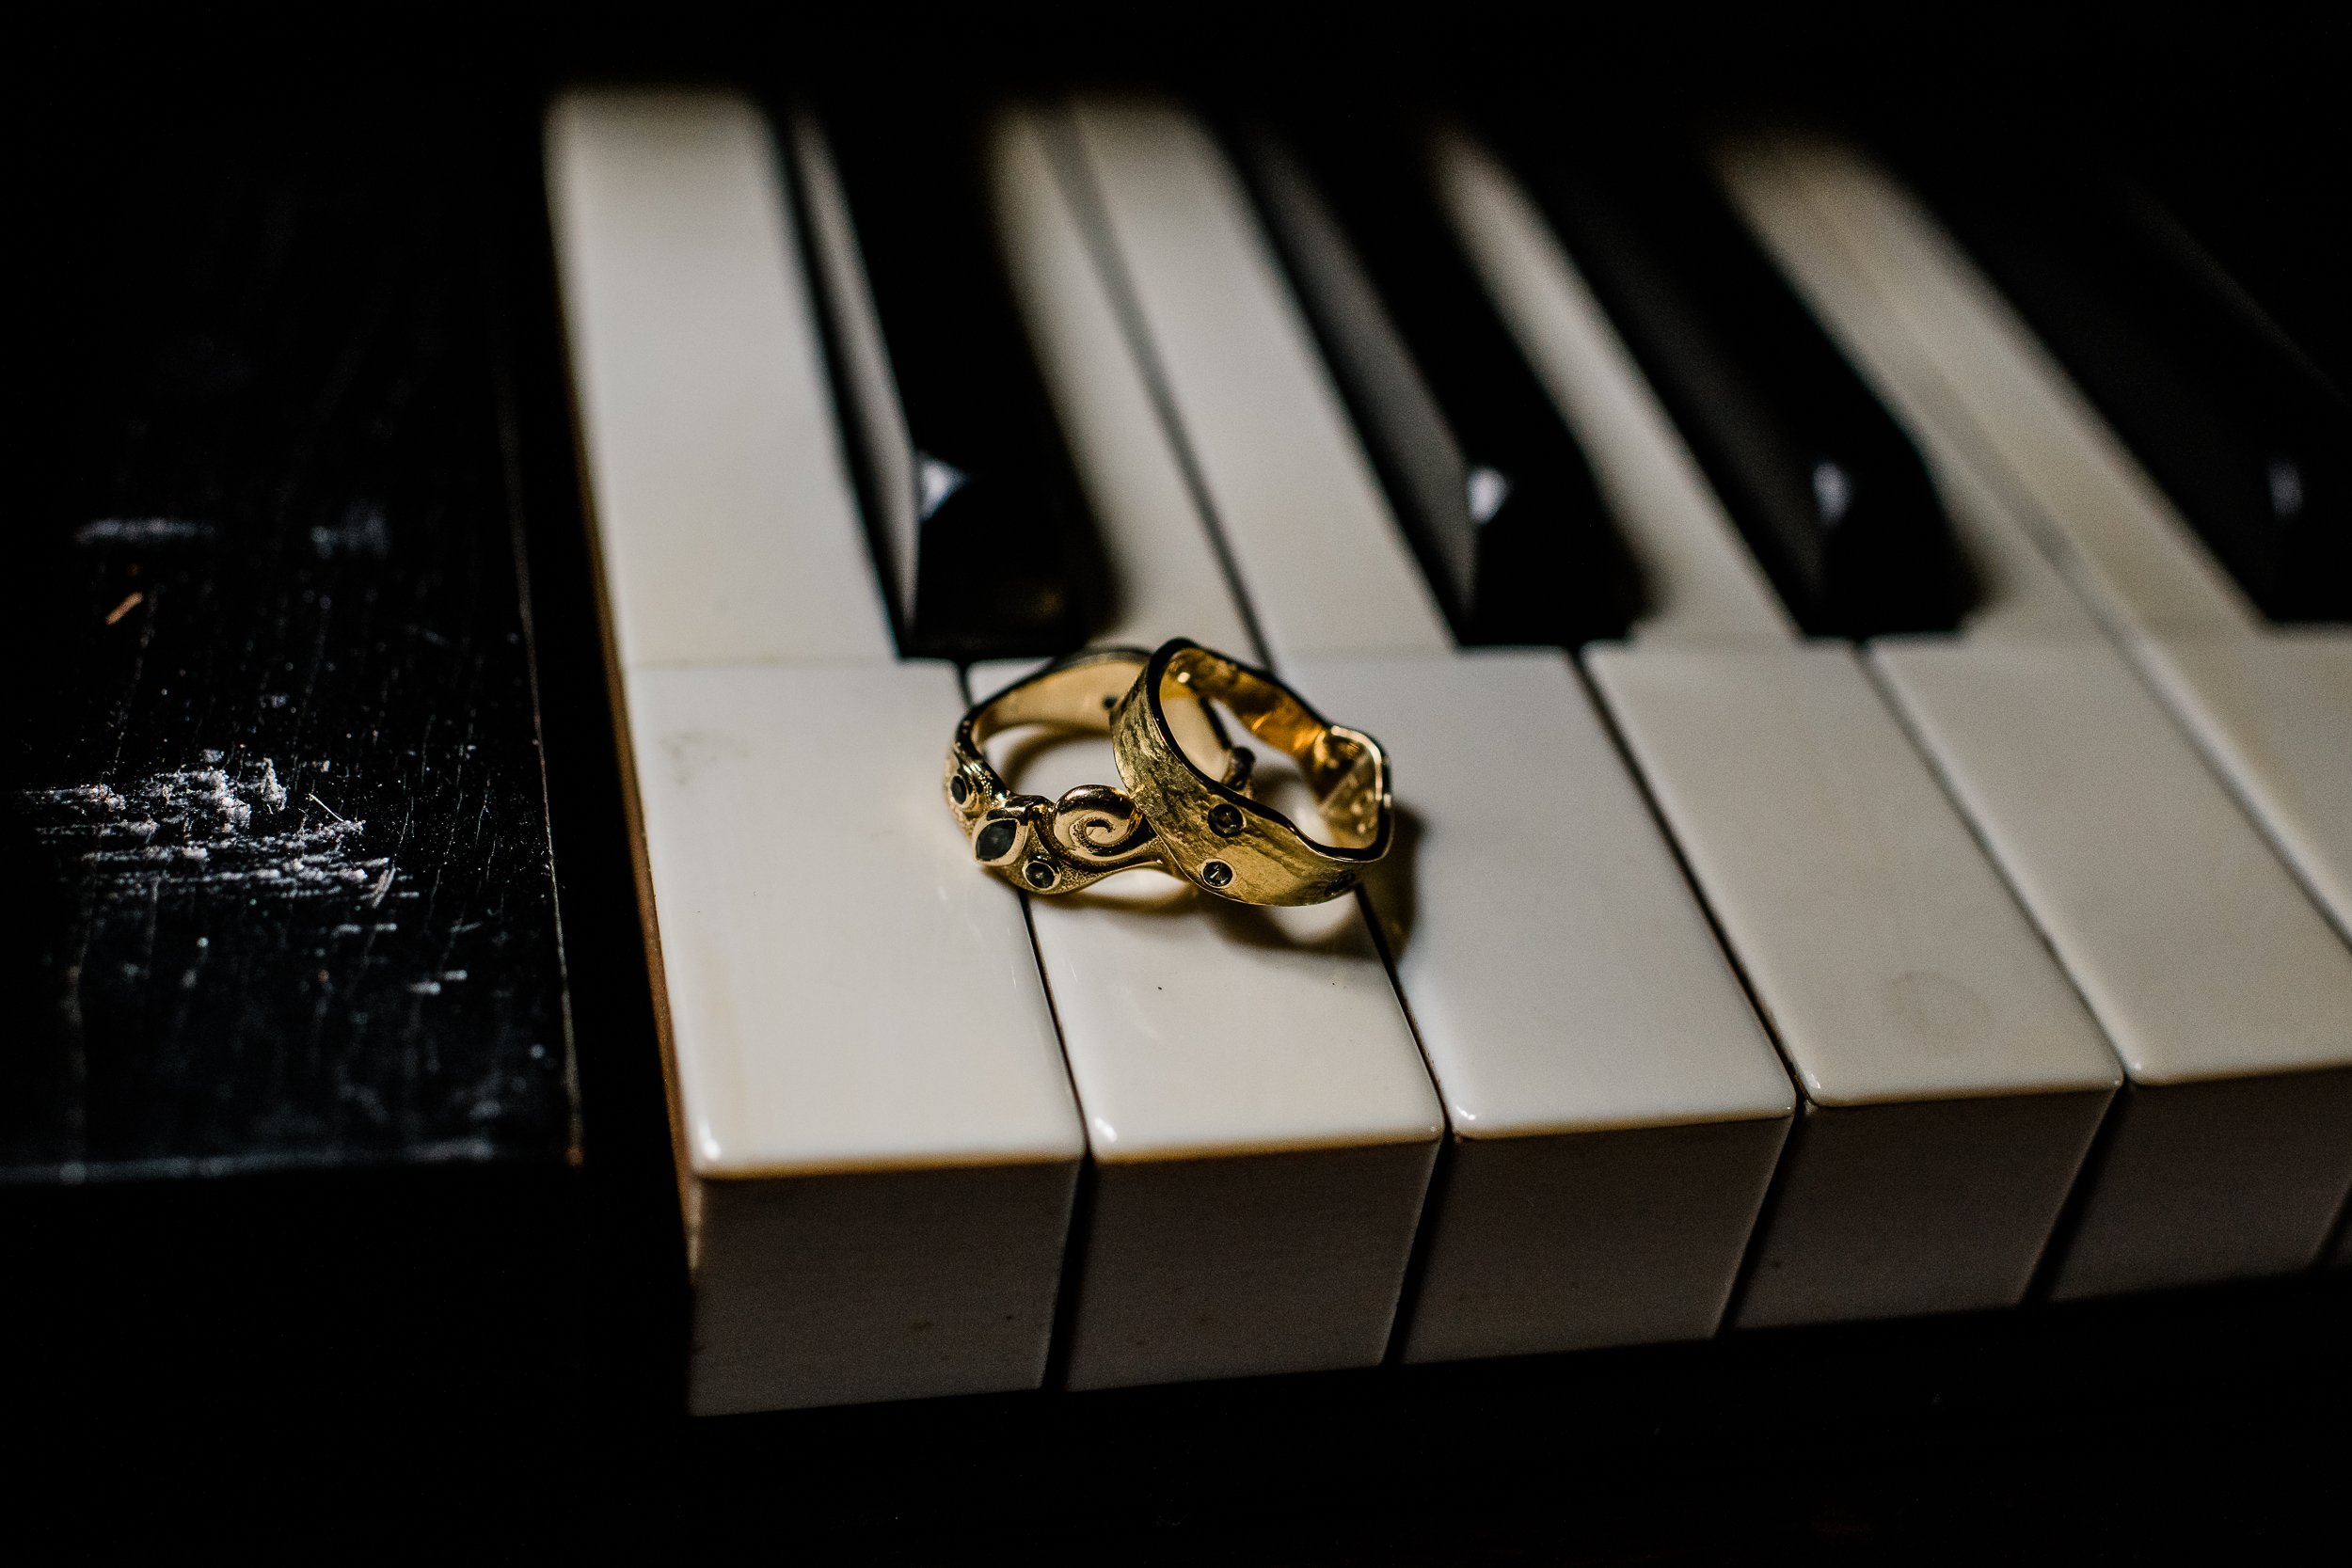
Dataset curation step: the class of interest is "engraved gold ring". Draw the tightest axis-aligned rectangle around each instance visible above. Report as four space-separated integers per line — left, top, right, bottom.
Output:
946 646 1249 895
946 639 1391 907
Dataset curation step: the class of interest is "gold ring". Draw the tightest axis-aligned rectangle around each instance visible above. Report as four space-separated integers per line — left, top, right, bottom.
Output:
946 647 1256 895
1109 640 1391 907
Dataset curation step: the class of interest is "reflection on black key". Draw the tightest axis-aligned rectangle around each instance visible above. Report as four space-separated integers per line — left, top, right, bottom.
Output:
1914 161 2350 624
1232 117 1638 648
790 98 1105 659
1499 129 1971 639
2156 163 2351 401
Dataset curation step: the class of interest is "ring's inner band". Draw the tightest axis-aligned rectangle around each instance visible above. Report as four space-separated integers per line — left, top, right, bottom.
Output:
1158 644 1384 851
975 654 1238 782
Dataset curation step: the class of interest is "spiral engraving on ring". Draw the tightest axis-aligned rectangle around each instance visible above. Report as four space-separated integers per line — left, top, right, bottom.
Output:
1048 784 1158 868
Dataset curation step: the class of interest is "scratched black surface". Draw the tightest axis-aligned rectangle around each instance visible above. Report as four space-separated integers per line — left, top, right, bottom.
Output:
4 100 576 1179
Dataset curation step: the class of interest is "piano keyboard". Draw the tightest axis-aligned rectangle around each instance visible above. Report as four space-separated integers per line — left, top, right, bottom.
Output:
545 87 2352 1415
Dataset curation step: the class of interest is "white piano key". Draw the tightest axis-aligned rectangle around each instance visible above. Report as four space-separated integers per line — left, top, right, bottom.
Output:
629 664 1082 1413
1061 98 1452 663
989 108 1255 655
2129 629 2352 942
551 89 1083 1413
1288 651 1793 1361
986 107 1444 1390
1710 141 2101 642
1870 638 2352 1297
1741 134 2256 638
1430 126 1795 646
1584 643 2120 1326
547 90 892 667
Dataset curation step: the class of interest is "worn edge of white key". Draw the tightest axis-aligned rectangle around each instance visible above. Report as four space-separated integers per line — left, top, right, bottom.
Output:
2127 629 2352 942
1583 641 2122 1108
1869 636 2352 1087
1709 139 2100 642
1428 123 1796 647
546 87 895 668
1061 95 1454 663
1753 132 2257 640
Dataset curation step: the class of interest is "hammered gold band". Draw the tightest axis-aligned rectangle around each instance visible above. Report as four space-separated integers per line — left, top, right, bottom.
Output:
946 639 1391 907
1109 640 1391 906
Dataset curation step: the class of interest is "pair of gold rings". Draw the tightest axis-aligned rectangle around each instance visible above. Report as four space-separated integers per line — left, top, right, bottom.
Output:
945 639 1391 907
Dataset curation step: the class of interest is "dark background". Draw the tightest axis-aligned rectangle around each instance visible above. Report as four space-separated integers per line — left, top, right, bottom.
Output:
8 5 2348 1560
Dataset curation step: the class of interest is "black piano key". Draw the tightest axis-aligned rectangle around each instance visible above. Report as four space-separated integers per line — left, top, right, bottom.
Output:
1232 116 1640 647
1495 127 1973 640
790 96 1107 660
3 84 672 1416
10 113 575 1181
1907 158 2351 624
